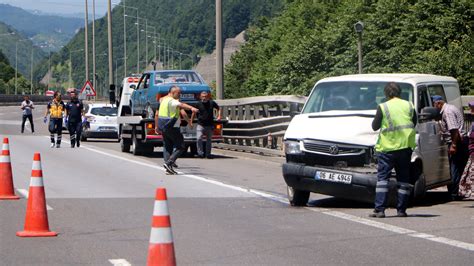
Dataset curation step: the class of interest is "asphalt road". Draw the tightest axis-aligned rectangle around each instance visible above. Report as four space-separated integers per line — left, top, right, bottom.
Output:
1 105 473 265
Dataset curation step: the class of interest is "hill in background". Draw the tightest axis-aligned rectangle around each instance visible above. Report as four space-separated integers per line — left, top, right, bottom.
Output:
225 0 473 98
0 22 46 77
36 0 284 95
0 49 30 95
0 4 83 52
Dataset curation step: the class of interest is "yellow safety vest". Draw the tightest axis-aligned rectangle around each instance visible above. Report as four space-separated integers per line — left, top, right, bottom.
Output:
158 96 179 119
49 100 65 119
375 98 416 152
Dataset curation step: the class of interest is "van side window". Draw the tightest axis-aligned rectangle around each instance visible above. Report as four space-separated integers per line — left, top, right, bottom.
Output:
427 84 446 102
418 85 430 112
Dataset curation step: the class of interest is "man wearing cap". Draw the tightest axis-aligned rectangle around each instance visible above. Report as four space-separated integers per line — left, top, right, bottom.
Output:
370 82 417 218
432 95 469 199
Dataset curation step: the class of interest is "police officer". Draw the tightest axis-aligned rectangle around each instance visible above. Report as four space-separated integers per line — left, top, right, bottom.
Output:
370 82 417 218
155 86 198 175
66 92 85 148
44 91 66 148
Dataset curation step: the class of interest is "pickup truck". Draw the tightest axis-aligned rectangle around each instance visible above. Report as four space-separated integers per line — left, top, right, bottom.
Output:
117 70 224 155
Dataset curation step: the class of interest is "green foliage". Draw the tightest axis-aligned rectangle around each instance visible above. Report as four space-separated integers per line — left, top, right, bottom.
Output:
37 0 283 95
0 22 46 77
225 0 474 98
0 49 31 94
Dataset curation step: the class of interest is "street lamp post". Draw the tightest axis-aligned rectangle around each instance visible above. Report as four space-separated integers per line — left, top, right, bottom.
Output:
15 39 28 95
84 0 89 82
30 48 33 94
216 0 224 99
92 0 97 89
122 0 127 78
354 21 364 74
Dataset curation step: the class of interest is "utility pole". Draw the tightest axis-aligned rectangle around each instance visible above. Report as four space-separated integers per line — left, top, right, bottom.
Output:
107 0 114 98
123 0 127 77
145 19 148 69
92 0 96 95
136 13 139 73
84 0 89 82
216 0 224 99
30 48 33 94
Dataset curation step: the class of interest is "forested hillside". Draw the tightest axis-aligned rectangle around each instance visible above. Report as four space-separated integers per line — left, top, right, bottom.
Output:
0 22 46 77
0 49 30 94
225 0 473 98
37 0 283 93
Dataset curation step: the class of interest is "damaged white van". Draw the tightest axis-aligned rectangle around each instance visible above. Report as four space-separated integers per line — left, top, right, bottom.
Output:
283 74 461 206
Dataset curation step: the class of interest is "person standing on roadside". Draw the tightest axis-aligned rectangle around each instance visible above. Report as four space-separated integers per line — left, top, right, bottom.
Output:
190 91 221 159
20 95 35 134
65 92 84 148
432 95 469 200
458 101 474 199
44 91 65 148
370 82 417 218
155 86 198 175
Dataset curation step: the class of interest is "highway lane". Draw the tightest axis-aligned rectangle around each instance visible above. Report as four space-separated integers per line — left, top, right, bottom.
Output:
1 105 473 265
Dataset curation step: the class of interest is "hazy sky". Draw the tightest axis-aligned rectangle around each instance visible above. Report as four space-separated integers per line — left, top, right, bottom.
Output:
0 0 110 17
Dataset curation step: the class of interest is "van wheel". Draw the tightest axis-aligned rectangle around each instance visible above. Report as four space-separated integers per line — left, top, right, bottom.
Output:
121 138 131 153
413 173 426 202
287 186 310 206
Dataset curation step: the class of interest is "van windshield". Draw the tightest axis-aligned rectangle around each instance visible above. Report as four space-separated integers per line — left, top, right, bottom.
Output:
302 81 414 114
154 71 202 85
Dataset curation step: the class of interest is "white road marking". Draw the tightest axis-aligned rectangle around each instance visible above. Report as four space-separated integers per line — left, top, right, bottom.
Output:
108 259 132 266
49 139 474 252
16 188 54 211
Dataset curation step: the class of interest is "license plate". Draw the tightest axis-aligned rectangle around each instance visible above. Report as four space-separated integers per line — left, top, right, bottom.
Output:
315 171 352 184
180 93 195 100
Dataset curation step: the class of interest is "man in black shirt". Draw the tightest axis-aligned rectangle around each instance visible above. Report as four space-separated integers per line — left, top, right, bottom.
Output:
65 92 84 148
190 91 221 158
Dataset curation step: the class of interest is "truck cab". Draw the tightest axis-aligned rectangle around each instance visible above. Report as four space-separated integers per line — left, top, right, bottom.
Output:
283 74 460 206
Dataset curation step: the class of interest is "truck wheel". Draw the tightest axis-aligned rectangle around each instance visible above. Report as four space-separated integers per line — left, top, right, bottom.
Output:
131 132 142 156
120 138 131 153
287 186 310 207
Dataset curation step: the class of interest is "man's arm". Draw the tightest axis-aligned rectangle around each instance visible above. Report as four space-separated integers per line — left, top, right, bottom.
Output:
180 109 190 122
44 104 50 117
372 106 383 131
189 111 196 127
154 109 160 133
30 101 34 109
213 101 222 120
178 102 198 113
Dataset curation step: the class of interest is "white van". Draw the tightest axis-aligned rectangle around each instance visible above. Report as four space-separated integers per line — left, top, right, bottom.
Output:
283 74 461 206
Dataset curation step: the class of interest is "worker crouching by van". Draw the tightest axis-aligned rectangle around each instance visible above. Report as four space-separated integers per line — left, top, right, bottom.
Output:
370 82 417 218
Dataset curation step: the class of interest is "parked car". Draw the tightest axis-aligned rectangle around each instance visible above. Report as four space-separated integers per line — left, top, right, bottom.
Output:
282 74 460 206
81 103 119 141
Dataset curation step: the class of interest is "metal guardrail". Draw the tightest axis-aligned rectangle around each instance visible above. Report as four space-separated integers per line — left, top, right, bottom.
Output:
215 95 307 156
0 95 55 106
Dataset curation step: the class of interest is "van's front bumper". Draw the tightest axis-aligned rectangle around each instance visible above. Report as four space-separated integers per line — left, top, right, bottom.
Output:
282 163 397 203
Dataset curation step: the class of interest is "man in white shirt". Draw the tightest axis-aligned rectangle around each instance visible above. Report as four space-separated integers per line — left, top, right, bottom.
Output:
20 95 35 133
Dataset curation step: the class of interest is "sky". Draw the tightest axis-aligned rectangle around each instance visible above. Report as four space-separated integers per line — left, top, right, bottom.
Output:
0 0 110 17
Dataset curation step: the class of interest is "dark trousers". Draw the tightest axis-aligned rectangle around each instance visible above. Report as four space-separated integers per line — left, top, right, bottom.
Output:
162 127 185 164
21 114 34 133
447 139 469 196
375 148 413 212
68 121 82 147
49 118 62 144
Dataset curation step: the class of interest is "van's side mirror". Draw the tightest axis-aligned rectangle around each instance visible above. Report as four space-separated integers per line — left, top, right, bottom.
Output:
419 107 440 121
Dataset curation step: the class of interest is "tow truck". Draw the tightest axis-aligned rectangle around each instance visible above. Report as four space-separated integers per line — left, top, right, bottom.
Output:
116 70 224 156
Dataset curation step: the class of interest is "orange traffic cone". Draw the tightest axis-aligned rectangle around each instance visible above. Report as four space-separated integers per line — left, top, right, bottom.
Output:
0 137 20 200
16 153 57 237
147 188 176 266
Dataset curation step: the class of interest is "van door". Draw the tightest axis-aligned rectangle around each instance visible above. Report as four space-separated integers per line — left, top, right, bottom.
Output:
416 85 450 186
133 74 150 114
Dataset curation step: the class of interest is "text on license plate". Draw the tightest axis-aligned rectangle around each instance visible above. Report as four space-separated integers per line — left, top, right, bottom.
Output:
315 171 352 184
180 93 195 100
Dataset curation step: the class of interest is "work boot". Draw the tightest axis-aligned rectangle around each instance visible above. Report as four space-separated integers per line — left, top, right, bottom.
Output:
163 163 177 175
50 143 55 148
397 211 408 217
172 163 178 168
369 210 385 218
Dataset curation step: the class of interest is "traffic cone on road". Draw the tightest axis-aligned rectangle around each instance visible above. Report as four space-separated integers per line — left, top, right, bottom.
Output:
16 153 57 237
0 137 20 200
147 188 176 266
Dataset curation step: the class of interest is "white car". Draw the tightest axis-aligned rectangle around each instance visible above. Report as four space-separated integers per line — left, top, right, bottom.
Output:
81 103 119 141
